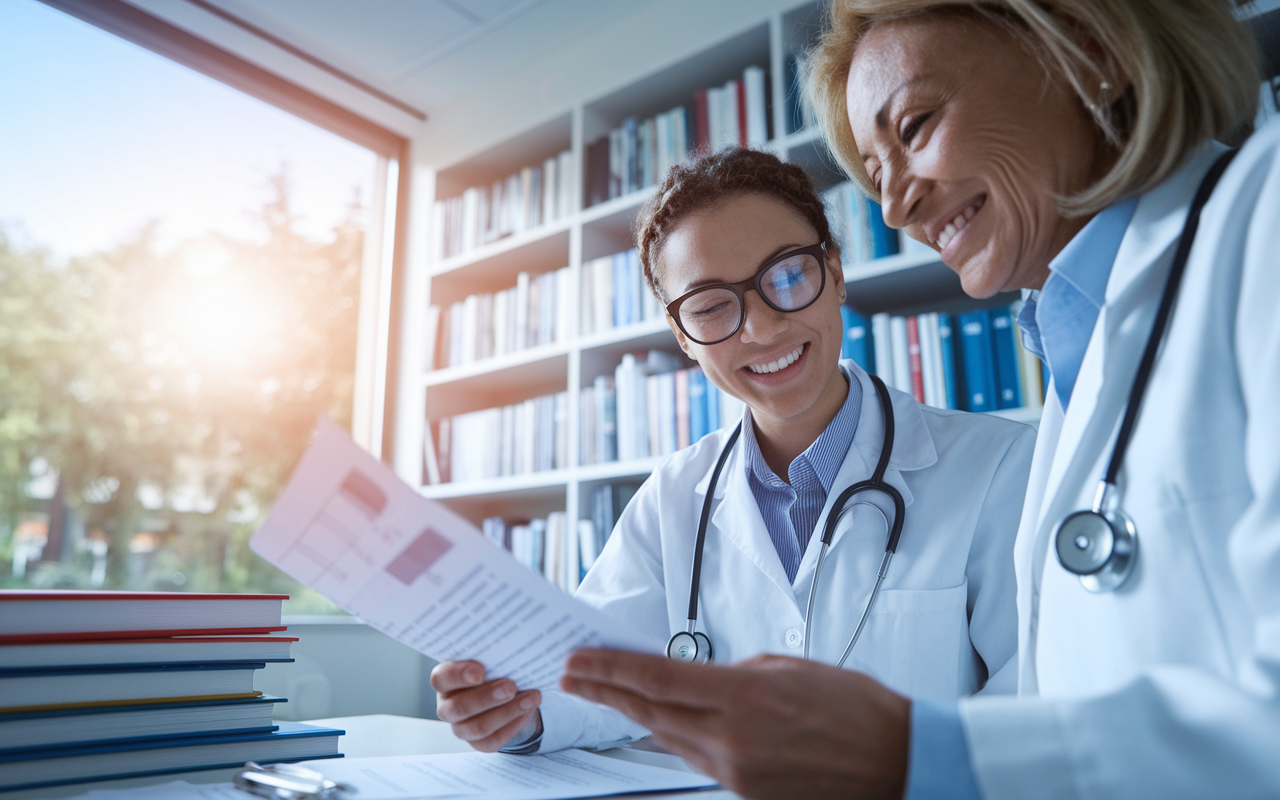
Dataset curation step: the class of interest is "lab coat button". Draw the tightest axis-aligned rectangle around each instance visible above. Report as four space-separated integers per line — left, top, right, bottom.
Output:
784 628 802 648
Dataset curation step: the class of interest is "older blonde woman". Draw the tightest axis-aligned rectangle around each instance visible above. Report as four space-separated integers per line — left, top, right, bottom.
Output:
561 2 1280 798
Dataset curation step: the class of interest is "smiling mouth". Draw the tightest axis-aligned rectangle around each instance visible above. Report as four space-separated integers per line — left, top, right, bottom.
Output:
746 344 805 374
935 196 986 250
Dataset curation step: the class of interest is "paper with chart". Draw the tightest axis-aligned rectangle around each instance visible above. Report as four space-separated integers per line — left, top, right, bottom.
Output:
295 749 718 800
251 418 654 691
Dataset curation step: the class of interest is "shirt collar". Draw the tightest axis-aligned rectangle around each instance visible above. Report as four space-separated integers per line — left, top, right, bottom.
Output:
741 363 862 493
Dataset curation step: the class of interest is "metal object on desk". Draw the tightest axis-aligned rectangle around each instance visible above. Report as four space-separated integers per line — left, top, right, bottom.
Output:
233 761 354 799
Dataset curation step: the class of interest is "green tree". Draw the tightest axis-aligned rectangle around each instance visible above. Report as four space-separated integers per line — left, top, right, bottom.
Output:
0 172 363 606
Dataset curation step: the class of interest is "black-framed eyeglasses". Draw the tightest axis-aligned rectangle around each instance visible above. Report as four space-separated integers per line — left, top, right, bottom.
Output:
665 242 829 345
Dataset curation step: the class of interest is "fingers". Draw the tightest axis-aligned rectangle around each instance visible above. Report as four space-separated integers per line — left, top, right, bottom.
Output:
561 673 709 734
438 683 542 752
564 648 736 708
430 660 486 694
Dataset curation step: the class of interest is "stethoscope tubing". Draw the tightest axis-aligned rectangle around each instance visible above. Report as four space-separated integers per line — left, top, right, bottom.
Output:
678 373 903 664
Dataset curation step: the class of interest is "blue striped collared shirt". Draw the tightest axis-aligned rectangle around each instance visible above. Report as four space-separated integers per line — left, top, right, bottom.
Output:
740 364 862 583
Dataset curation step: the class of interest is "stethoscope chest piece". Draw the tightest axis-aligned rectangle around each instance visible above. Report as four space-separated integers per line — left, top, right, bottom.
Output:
666 630 712 663
1052 504 1137 593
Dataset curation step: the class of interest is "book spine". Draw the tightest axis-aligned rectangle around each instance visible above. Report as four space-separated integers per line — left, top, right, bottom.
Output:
889 316 912 395
736 78 748 146
871 312 894 387
937 313 961 410
906 315 925 403
958 310 998 412
990 306 1023 409
743 65 768 146
688 368 708 443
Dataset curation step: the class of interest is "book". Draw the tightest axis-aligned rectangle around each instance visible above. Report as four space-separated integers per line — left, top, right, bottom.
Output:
841 306 874 372
889 316 912 396
0 721 343 793
0 636 295 670
0 591 286 643
958 310 998 412
688 368 709 443
937 313 962 410
906 315 925 403
0 695 285 755
989 306 1023 410
0 662 264 713
871 312 894 388
743 65 768 146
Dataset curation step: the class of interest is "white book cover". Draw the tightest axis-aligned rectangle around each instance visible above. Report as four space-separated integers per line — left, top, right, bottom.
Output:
706 85 723 153
565 510 581 594
579 260 595 336
430 201 446 263
614 355 636 461
592 256 614 331
556 266 573 342
744 65 768 146
722 79 740 149
655 110 671 178
673 105 688 164
578 519 599 572
501 405 517 477
461 294 479 365
871 312 894 387
657 371 677 456
515 271 530 350
918 313 943 408
558 149 574 218
646 375 661 459
542 156 557 224
889 316 912 395
492 289 509 358
554 391 569 470
579 385 596 466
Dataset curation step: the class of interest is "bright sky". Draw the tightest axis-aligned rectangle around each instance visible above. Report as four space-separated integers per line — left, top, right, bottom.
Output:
0 0 379 261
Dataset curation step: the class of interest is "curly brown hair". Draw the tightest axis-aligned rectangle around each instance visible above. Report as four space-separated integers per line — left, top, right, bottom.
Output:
635 147 835 304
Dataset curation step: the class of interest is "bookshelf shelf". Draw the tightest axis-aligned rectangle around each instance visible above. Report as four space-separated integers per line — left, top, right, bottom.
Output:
400 0 1041 537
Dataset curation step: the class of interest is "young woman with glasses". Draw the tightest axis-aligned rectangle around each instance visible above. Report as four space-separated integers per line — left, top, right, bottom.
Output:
431 147 1036 756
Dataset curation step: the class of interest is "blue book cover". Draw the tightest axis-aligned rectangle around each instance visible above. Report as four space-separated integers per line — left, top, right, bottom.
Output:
0 721 343 793
688 369 709 442
705 379 720 431
989 306 1022 409
840 305 873 372
937 313 962 410
958 310 997 412
612 252 629 327
864 198 901 259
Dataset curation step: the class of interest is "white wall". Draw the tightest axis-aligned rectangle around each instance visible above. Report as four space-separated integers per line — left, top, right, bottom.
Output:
257 618 438 721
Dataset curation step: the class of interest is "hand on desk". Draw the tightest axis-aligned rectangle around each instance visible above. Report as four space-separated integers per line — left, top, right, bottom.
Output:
431 660 542 752
562 649 910 800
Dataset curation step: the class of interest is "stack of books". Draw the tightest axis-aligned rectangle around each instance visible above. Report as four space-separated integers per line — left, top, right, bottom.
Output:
0 591 342 793
424 265 573 371
480 481 642 595
580 351 746 466
426 390 571 485
842 302 1045 413
585 64 769 207
431 148 576 261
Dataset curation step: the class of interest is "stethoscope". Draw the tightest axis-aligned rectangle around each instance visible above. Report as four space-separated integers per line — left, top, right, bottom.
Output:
1053 148 1238 593
666 373 904 665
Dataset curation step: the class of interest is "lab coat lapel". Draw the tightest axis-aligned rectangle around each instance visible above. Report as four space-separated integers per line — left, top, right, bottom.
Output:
1020 145 1225 688
793 364 937 592
703 440 799 607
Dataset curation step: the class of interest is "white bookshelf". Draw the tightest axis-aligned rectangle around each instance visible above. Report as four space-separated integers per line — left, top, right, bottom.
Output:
398 0 1038 529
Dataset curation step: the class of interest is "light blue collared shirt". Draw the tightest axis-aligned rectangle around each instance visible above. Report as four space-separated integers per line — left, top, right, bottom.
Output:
1017 198 1139 409
904 199 1137 800
741 364 862 583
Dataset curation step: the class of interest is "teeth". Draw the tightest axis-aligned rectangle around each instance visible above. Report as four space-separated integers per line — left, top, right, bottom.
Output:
748 345 804 374
935 200 982 250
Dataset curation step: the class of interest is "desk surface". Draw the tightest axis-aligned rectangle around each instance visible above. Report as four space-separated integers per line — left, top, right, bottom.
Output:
2 715 737 799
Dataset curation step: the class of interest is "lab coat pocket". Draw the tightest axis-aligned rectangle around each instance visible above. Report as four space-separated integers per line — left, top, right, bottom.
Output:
857 581 970 702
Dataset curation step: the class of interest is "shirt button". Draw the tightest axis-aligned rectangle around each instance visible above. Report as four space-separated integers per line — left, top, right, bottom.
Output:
784 628 803 649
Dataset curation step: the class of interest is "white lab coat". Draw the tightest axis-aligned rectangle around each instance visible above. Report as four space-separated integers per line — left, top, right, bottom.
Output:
961 122 1280 798
536 361 1036 752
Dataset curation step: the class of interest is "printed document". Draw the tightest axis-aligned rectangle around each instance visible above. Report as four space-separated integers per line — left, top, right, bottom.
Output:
295 749 718 800
251 418 654 690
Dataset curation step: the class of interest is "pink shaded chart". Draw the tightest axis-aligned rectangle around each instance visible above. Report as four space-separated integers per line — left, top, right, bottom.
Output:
273 469 453 602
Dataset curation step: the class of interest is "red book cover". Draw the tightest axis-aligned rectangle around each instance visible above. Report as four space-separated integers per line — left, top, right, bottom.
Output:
737 80 748 146
907 315 925 403
693 88 710 153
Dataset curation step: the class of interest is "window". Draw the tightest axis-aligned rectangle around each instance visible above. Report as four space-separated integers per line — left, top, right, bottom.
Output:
0 0 396 613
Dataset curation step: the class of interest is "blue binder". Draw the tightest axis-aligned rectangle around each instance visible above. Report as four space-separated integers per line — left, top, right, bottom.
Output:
989 306 1023 409
958 310 997 412
864 198 901 259
937 313 961 410
840 306 874 372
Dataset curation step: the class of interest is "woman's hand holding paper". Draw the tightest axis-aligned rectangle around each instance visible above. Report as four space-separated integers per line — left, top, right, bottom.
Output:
562 648 910 799
431 660 542 752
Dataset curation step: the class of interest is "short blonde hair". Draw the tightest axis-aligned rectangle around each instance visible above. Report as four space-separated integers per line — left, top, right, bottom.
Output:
805 0 1261 215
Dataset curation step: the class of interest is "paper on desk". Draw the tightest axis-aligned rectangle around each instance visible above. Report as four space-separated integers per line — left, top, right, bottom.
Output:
296 749 718 800
250 418 654 691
